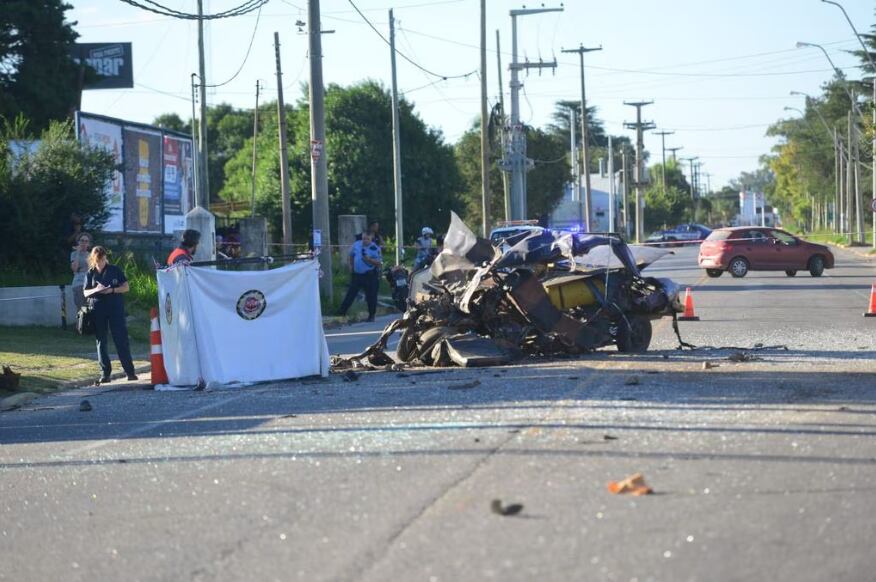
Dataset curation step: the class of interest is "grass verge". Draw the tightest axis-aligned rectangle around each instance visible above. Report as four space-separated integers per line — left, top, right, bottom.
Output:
0 326 149 399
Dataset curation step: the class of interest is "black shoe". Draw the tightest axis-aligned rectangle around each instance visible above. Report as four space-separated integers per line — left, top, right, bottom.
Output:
126 373 139 381
95 376 111 386
366 316 375 322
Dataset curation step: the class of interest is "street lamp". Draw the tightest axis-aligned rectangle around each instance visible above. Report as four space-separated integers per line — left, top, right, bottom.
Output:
820 0 876 248
795 41 863 118
789 91 834 136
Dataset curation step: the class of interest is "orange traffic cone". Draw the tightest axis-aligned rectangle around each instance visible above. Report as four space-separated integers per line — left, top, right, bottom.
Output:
678 287 700 321
865 283 876 318
150 307 169 385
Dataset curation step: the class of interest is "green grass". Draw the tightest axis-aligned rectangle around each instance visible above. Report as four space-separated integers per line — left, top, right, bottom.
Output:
0 326 149 397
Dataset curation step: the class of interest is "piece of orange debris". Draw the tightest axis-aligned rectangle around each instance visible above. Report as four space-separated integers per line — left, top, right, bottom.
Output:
607 472 653 496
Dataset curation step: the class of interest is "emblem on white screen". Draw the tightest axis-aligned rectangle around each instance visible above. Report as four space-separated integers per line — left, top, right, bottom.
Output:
164 293 172 325
236 290 267 320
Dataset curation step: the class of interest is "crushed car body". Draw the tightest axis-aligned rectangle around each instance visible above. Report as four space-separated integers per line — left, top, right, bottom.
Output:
334 212 684 369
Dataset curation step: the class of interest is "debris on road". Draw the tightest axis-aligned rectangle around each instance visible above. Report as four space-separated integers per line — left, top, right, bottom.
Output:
703 361 718 370
79 400 93 412
491 499 524 516
448 379 481 390
602 434 618 441
728 351 761 363
624 375 640 386
607 473 653 496
341 370 360 382
336 212 684 370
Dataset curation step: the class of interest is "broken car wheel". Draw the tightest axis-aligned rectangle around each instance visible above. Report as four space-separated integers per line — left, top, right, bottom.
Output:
785 270 797 277
616 315 652 353
706 269 723 278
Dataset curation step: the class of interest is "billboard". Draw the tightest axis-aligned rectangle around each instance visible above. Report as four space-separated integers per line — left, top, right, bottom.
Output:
163 135 195 234
123 127 162 233
73 43 134 90
77 114 125 232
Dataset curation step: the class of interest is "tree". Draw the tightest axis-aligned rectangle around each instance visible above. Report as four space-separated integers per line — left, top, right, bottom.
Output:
0 1 80 131
0 120 113 267
152 113 189 134
220 81 465 243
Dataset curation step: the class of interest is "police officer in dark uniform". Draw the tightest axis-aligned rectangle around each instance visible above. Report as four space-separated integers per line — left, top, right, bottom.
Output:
83 246 137 384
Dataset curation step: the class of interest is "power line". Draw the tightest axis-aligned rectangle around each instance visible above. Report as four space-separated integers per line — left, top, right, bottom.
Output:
116 0 270 20
344 0 475 80
205 2 264 87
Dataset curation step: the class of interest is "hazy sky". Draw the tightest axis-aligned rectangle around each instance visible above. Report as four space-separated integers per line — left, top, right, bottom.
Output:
70 0 874 188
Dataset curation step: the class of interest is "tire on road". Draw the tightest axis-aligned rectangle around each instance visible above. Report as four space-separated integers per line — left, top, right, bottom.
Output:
785 270 797 277
729 256 749 278
706 268 723 278
616 314 653 353
808 255 825 277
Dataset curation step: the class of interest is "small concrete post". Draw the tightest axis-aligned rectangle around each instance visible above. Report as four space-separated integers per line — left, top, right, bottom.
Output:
185 206 216 263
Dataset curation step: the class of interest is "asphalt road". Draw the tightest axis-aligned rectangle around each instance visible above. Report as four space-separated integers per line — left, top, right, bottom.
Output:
2 245 875 582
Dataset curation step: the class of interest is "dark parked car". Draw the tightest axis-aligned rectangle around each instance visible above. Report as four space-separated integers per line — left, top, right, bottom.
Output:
698 227 834 278
646 223 712 247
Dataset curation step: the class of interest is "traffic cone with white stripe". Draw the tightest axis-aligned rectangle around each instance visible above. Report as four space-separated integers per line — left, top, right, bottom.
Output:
677 287 700 321
865 283 876 318
150 307 169 385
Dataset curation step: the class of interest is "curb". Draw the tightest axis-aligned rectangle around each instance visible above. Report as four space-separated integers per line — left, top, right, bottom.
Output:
826 242 876 261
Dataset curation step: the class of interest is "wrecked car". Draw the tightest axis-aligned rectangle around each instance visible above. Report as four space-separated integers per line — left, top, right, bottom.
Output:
338 212 684 369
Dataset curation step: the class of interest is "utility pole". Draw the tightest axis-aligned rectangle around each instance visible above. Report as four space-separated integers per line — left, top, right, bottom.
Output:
681 156 698 220
621 145 630 238
838 134 846 234
250 80 261 217
607 135 614 232
667 146 683 162
309 1 332 298
853 115 863 243
389 9 404 266
562 43 602 231
502 6 563 221
846 111 854 242
190 73 201 208
196 0 209 208
274 33 293 250
833 128 840 233
570 108 580 208
496 30 510 221
479 0 491 237
624 101 655 243
653 130 673 195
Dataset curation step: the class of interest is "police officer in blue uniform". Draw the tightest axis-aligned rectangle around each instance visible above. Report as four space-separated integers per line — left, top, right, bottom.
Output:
83 246 137 384
338 231 383 322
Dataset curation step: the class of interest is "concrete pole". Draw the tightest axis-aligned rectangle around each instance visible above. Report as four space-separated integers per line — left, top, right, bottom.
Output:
308 1 333 297
190 73 201 208
479 0 491 237
854 122 864 243
496 29 510 222
847 112 854 242
389 10 404 266
197 0 209 207
250 80 260 218
654 130 673 196
833 128 840 233
570 109 580 208
509 14 523 220
621 146 629 239
274 33 293 249
608 135 614 232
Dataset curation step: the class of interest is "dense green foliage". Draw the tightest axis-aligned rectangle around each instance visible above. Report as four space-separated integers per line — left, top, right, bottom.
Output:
0 0 80 131
0 120 113 268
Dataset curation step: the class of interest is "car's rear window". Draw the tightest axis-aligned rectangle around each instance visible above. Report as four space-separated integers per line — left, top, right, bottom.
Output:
705 230 732 241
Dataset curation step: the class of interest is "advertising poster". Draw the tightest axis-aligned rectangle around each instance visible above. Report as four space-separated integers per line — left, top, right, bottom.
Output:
163 136 195 234
123 127 162 233
77 114 125 232
72 43 134 90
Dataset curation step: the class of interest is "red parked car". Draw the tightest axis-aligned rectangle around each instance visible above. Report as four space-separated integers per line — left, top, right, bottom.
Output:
698 227 834 278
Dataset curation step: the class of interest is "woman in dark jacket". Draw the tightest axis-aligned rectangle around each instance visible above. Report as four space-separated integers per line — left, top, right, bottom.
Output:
83 246 137 384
